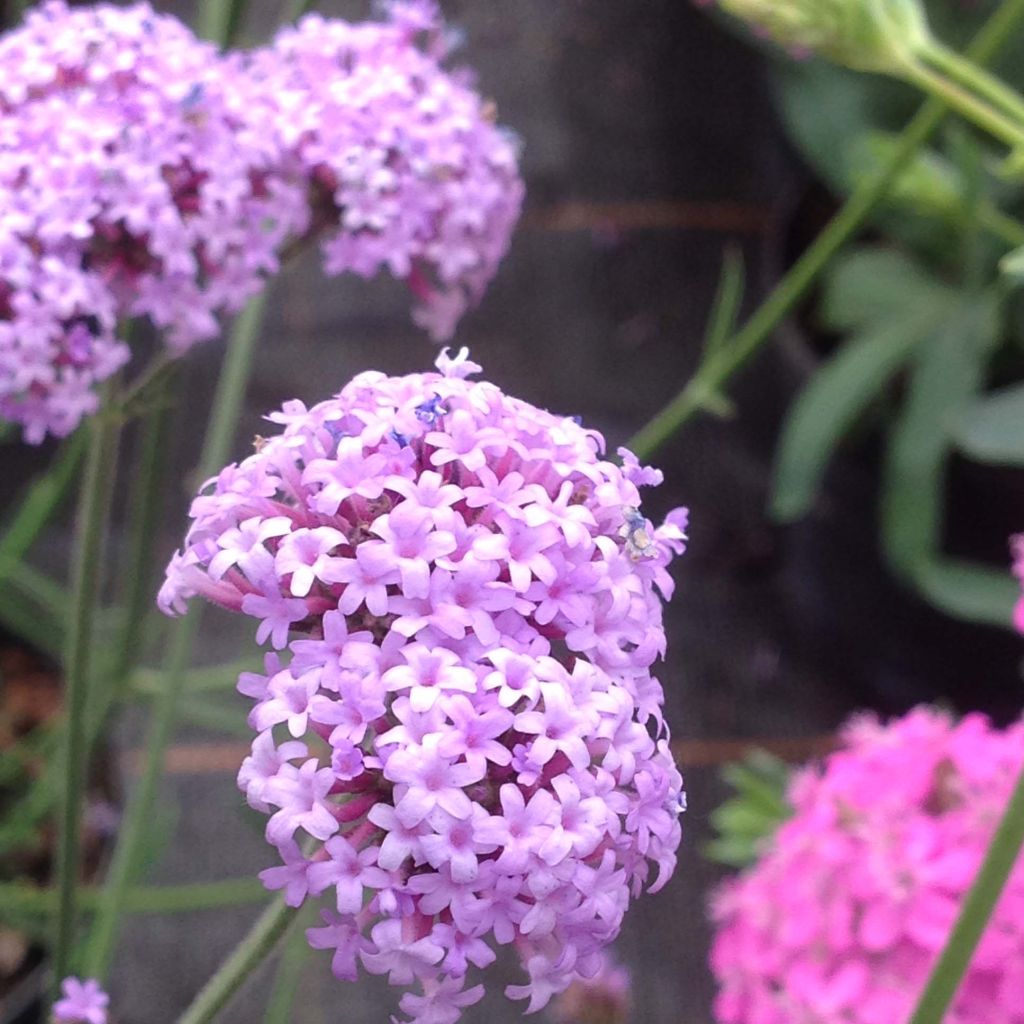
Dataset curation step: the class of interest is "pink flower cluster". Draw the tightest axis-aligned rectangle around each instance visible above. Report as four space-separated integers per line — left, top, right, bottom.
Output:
1012 535 1024 634
710 707 1024 1024
53 977 108 1024
0 1 521 442
160 351 687 1023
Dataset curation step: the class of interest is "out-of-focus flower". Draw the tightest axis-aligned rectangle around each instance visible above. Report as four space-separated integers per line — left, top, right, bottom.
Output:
160 350 687 1023
53 977 108 1024
713 0 932 73
0 0 307 441
710 706 1024 1024
236 0 523 342
551 949 631 1024
0 0 522 442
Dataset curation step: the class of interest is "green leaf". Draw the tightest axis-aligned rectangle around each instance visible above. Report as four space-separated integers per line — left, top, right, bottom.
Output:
705 750 792 870
882 291 1002 577
912 558 1018 627
953 380 1024 465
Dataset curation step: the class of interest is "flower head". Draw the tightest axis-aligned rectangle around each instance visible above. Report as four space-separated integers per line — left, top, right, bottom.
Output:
233 0 523 342
710 707 1024 1024
161 351 686 1023
53 977 108 1024
0 1 521 442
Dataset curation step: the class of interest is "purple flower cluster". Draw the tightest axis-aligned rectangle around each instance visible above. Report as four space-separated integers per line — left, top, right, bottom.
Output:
160 350 687 1022
0 1 521 442
710 707 1024 1024
53 977 108 1024
239 1 524 344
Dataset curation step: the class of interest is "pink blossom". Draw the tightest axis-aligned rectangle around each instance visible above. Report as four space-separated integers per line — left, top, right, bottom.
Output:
161 352 686 1022
1012 534 1024 634
710 707 1024 1024
53 977 108 1024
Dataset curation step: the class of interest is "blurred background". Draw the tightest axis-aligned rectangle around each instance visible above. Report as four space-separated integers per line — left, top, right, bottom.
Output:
2 1 1023 1022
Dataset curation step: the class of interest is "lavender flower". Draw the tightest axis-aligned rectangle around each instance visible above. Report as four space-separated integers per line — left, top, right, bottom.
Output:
0 1 307 441
161 350 686 1023
235 0 524 342
0 1 522 442
53 977 108 1024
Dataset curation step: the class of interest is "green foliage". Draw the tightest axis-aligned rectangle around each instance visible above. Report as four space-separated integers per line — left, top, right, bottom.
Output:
706 750 793 869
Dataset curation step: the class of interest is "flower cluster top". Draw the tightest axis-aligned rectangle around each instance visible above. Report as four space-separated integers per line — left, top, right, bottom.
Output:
1013 534 1024 634
710 707 1024 1024
53 977 108 1024
160 351 687 1023
0 0 521 442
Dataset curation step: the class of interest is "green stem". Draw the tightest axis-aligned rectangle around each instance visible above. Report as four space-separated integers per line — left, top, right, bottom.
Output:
108 373 178 699
262 905 315 1024
196 0 249 46
979 204 1024 248
626 0 1024 459
908 764 1024 1023
285 0 317 20
177 897 299 1024
84 294 267 981
900 56 1024 151
0 878 266 919
52 401 122 997
923 40 1024 132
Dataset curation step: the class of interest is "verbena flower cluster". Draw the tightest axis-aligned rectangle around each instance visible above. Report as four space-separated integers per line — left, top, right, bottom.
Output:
1013 534 1024 634
238 2 524 344
0 0 521 442
160 350 687 1023
53 977 109 1024
710 707 1024 1024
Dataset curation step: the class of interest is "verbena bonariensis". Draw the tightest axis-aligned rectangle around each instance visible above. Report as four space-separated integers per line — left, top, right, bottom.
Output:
0 0 522 442
53 977 109 1024
710 707 1024 1024
236 0 524 343
160 350 687 1023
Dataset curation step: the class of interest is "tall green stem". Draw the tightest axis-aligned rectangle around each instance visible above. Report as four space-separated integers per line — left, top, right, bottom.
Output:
84 294 267 980
627 0 1024 459
52 398 122 996
923 40 1024 132
176 897 299 1024
908 765 1024 1023
196 0 249 46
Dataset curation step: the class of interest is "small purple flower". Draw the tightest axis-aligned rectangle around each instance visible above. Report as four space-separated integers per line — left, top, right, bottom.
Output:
53 977 108 1024
160 351 687 1023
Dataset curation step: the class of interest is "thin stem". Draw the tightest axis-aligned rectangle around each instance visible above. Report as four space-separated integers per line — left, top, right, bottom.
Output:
924 40 1024 132
108 372 178 699
979 204 1024 248
52 400 122 997
0 433 84 572
900 57 1024 151
196 0 249 46
177 897 300 1024
84 294 268 981
626 0 1024 459
262 905 315 1024
908 764 1024 1023
0 878 266 919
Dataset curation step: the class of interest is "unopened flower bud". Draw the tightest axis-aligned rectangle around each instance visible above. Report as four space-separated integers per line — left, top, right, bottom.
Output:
718 0 931 74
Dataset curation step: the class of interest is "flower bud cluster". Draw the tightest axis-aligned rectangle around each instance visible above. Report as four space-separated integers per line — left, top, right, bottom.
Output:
0 1 521 442
710 707 1024 1024
160 350 687 1023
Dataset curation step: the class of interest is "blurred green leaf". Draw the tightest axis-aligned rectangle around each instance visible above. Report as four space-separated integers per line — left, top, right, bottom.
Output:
913 558 1018 627
706 749 792 869
882 290 1002 576
954 380 1024 465
771 248 952 521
